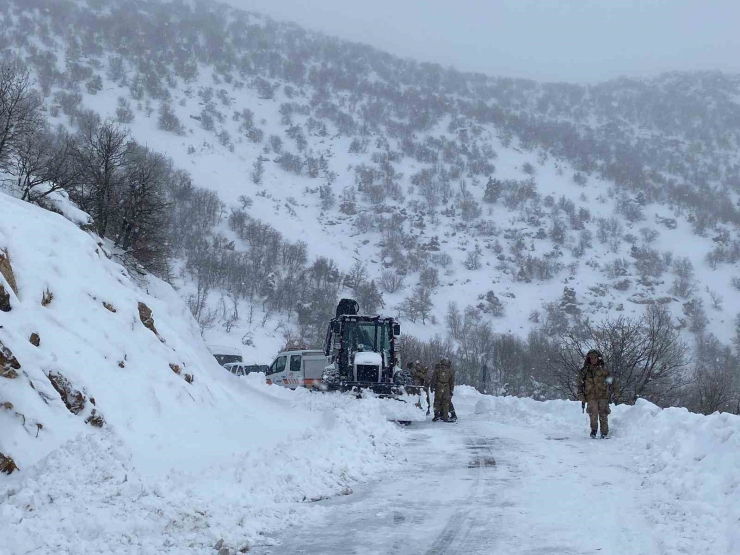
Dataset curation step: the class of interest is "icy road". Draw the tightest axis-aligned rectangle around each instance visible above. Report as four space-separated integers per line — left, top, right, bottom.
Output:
253 391 734 555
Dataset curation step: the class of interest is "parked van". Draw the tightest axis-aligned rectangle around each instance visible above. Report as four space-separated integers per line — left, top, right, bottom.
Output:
266 350 329 390
207 345 243 367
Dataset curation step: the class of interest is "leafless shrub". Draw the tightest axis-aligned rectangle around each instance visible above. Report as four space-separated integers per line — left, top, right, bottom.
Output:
380 269 405 294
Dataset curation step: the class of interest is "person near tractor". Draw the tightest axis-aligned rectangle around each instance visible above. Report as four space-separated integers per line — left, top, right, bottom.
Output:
408 361 431 414
431 358 456 422
577 349 617 438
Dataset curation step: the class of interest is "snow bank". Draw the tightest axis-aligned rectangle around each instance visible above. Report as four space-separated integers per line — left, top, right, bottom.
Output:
455 385 582 429
461 387 740 554
0 193 408 554
612 400 740 553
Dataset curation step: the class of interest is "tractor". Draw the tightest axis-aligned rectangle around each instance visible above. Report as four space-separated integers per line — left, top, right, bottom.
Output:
321 299 418 398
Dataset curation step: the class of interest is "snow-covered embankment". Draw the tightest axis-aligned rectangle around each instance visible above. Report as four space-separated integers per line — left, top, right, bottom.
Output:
0 193 406 554
456 386 740 553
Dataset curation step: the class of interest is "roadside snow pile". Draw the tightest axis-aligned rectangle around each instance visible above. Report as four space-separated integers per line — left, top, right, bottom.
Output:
1 386 406 555
462 388 740 554
455 386 582 430
612 400 740 554
0 193 407 554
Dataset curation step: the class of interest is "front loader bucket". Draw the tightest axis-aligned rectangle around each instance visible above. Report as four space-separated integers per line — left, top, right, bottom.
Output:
336 382 421 398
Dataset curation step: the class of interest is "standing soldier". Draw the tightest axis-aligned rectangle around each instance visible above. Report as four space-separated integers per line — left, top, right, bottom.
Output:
431 358 455 422
407 361 431 414
577 349 616 438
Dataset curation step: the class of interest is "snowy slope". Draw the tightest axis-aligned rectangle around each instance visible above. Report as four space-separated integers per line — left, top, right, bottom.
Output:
0 192 412 554
51 69 740 350
4 0 740 369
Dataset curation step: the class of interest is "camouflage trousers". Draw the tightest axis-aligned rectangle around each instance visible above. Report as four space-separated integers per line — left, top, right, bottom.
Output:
414 386 430 410
586 398 610 434
433 385 452 419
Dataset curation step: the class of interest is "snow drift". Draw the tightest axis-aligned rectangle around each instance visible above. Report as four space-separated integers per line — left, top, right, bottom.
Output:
456 386 740 554
0 193 407 554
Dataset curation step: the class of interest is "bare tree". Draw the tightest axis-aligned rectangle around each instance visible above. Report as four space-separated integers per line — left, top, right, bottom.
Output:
250 158 264 184
0 63 44 171
445 302 464 341
689 334 740 415
549 305 689 406
671 257 695 298
9 127 81 202
71 118 132 237
114 145 172 272
344 260 368 290
706 287 723 311
398 285 433 323
379 269 404 294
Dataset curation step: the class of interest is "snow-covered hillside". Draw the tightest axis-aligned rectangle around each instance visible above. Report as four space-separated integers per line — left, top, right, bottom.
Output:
0 192 415 554
2 0 740 408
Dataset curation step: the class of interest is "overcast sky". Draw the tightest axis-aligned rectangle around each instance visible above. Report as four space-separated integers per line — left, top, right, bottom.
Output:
223 0 740 83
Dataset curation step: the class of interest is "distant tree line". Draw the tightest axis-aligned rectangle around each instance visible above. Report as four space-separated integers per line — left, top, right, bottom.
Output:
1 62 172 273
402 299 740 416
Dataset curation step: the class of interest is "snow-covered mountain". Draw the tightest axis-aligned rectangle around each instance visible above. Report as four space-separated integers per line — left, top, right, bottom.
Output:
1 0 739 406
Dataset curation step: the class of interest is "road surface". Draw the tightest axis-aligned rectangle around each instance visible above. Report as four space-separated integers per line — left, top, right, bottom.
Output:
250 403 713 555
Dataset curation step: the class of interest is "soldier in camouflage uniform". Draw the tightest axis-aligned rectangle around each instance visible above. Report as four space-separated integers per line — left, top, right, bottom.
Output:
577 349 616 438
409 361 429 386
431 358 455 422
407 361 431 413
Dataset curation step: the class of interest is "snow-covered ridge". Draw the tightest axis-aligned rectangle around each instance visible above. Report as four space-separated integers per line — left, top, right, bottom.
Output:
0 192 408 554
0 191 232 473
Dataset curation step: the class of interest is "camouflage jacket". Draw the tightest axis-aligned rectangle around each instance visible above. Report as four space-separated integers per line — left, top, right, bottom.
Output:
577 362 613 401
432 365 455 393
411 363 429 387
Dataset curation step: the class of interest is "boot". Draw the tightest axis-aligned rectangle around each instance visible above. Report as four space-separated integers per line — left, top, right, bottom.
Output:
600 431 609 439
590 430 597 438
432 414 440 422
449 411 457 422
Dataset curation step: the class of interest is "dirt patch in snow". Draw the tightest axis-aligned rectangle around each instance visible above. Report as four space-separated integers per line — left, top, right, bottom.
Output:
41 287 54 306
138 302 163 340
85 410 105 428
46 371 106 427
0 452 19 474
47 371 87 415
0 248 18 296
0 340 21 379
0 284 10 312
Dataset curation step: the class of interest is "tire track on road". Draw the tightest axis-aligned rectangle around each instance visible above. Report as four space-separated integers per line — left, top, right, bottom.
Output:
425 432 504 555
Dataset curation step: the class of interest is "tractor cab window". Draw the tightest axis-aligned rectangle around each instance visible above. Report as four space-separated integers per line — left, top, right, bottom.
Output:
342 320 393 368
346 321 378 352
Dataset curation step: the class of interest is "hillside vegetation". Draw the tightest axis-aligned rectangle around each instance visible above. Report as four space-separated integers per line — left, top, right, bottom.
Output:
1 0 740 412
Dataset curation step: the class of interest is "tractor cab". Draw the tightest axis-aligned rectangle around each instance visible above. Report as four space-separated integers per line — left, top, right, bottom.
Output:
322 299 414 396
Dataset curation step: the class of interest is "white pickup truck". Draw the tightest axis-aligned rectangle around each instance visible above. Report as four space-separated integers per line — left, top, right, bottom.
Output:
265 349 329 390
